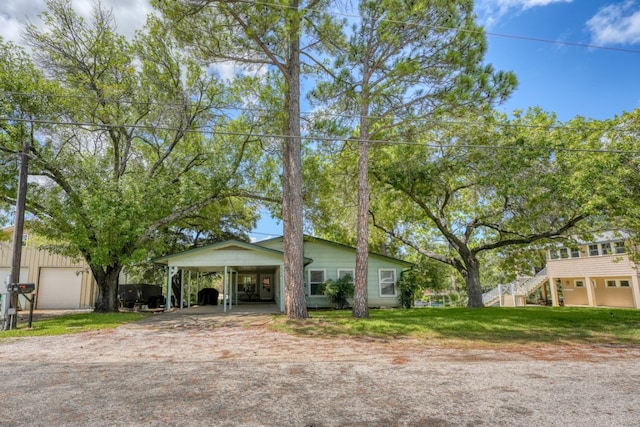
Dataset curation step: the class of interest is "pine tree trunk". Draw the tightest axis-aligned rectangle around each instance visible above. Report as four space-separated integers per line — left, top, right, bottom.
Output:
282 0 307 319
353 136 370 318
353 52 371 318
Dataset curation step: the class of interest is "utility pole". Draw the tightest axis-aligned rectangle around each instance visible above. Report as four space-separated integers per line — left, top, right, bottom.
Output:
6 133 30 330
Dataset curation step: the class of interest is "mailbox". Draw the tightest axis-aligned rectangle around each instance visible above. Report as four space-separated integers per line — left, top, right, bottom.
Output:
8 283 36 293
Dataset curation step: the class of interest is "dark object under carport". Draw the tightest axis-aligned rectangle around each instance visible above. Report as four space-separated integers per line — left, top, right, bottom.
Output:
119 284 165 309
198 288 219 305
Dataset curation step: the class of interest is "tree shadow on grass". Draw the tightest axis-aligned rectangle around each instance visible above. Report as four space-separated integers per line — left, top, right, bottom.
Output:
274 307 640 346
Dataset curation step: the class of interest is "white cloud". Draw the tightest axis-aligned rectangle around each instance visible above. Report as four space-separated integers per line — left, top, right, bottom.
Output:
587 1 640 45
0 0 152 45
209 61 268 82
102 0 154 39
476 0 573 27
0 0 47 43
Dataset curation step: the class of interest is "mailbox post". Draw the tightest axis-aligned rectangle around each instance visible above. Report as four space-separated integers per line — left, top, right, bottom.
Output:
0 286 11 331
1 283 36 330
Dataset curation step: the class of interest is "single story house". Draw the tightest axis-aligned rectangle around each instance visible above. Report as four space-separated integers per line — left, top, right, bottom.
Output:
154 235 414 312
545 235 640 308
0 227 96 309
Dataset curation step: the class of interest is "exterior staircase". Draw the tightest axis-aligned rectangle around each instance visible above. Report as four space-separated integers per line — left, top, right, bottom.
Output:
482 267 548 307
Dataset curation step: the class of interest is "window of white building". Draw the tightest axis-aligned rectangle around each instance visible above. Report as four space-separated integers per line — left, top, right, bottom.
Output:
379 269 397 296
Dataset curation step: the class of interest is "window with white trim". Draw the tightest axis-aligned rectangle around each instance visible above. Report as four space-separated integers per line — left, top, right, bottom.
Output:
337 269 354 283
601 243 612 255
379 269 397 296
308 269 326 296
588 244 599 256
614 242 626 254
550 247 580 259
605 279 631 288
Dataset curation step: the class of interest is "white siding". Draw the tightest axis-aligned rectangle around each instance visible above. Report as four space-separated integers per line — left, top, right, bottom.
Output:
547 254 637 278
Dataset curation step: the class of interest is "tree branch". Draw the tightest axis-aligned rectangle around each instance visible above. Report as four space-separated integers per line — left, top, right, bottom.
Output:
370 210 467 273
474 214 586 255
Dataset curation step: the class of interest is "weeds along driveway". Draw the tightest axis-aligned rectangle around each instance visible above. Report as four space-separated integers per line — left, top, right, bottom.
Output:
1 308 639 426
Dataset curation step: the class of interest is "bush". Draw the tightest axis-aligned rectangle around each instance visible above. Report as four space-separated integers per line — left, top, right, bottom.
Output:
322 275 354 309
397 274 423 308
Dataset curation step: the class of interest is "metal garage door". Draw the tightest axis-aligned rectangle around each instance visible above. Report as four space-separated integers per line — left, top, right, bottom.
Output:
37 268 81 309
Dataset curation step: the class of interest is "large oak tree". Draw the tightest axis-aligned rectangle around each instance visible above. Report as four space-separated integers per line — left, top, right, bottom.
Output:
1 1 270 312
371 109 613 307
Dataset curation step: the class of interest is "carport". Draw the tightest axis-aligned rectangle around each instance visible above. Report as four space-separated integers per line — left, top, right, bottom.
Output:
154 240 306 313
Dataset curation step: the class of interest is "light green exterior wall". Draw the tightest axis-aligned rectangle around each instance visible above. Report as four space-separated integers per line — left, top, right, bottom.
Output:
257 238 411 308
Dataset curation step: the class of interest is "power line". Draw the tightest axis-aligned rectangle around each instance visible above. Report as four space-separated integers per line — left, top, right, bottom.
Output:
2 4 636 130
1 115 637 154
0 113 601 135
0 90 616 132
211 0 640 55
483 31 640 55
1 91 218 110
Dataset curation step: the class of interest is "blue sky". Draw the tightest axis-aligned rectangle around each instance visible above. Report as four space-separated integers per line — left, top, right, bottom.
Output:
2 0 637 122
264 0 640 238
2 0 640 238
476 0 640 121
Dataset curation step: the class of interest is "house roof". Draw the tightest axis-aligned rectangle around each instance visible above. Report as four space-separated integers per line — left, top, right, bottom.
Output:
153 234 413 268
548 230 636 247
256 234 414 267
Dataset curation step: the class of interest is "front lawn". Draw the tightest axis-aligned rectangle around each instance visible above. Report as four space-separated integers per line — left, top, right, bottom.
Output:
0 312 149 338
271 307 640 346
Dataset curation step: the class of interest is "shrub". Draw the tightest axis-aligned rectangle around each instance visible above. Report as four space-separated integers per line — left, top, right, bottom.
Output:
323 275 354 309
397 274 423 308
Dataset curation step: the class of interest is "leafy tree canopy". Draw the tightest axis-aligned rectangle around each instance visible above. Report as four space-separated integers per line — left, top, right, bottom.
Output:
369 108 615 307
0 0 275 311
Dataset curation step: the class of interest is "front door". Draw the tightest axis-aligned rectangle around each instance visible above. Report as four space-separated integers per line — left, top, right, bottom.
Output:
259 274 273 300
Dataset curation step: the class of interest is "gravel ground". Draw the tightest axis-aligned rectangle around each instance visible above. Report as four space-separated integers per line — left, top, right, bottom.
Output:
1 307 639 426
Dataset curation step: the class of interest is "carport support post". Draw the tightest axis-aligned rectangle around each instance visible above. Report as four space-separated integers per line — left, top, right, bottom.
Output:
223 266 228 313
187 271 191 308
180 270 184 309
166 266 177 312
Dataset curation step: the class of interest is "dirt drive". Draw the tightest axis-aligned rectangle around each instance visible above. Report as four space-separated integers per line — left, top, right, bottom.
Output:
1 307 639 427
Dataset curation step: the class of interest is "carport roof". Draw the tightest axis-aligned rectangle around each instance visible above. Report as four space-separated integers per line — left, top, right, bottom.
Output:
152 239 313 266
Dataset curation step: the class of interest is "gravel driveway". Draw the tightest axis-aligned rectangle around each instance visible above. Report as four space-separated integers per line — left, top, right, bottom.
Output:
1 306 639 426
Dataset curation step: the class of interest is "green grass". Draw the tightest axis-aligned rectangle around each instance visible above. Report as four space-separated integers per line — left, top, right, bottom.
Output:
3 307 639 347
0 312 149 338
270 307 640 346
